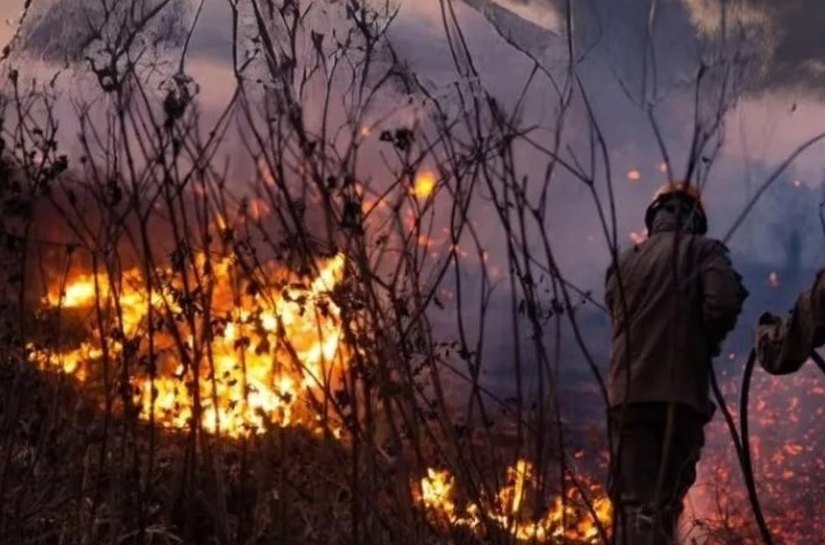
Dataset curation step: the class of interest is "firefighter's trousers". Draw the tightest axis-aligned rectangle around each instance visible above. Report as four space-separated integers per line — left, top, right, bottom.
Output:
608 402 706 545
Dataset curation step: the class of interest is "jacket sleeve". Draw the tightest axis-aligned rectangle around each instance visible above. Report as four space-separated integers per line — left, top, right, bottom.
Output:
757 269 825 375
699 241 748 354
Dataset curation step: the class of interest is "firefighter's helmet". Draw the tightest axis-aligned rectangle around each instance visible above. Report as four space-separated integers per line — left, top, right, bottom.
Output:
644 181 708 235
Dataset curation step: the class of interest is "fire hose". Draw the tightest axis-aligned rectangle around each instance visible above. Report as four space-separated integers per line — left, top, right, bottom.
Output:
710 349 774 545
711 348 825 545
809 350 825 376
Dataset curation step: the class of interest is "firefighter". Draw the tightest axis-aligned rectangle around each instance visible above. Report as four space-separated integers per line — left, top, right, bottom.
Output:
756 269 825 375
605 182 748 544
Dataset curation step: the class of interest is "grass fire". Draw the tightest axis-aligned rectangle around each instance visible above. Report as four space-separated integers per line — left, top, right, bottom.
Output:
29 253 347 438
1 0 824 544
417 460 613 543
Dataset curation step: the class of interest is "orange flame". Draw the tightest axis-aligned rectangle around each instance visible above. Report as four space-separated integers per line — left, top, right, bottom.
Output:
411 171 436 199
417 459 612 543
32 254 347 438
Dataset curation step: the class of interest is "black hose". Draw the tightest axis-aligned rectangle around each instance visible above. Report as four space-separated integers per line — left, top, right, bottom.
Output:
738 350 774 545
810 350 825 376
709 350 774 545
710 345 825 545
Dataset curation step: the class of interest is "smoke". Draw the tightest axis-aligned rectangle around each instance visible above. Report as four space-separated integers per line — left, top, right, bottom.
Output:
460 0 562 58
462 0 825 97
14 0 191 62
683 0 825 96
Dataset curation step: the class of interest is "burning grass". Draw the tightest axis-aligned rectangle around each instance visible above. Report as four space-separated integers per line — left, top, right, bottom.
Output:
28 252 347 438
12 226 825 544
5 190 824 545
416 460 612 544
3 209 614 543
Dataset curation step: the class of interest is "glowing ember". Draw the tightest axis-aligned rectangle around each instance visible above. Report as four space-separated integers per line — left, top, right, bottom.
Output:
416 459 612 543
248 198 271 220
627 169 642 182
31 254 347 438
685 366 825 543
768 271 780 288
412 170 437 199
629 230 648 244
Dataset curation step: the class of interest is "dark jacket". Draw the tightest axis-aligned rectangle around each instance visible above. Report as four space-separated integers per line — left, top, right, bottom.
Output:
605 209 747 418
757 269 825 375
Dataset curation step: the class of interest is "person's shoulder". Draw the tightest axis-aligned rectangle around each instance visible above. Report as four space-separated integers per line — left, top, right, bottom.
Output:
606 242 644 280
616 239 647 262
689 234 731 258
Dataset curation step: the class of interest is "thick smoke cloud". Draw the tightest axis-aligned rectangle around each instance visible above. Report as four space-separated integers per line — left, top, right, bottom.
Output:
14 0 190 61
461 0 562 58
685 0 825 95
480 0 825 96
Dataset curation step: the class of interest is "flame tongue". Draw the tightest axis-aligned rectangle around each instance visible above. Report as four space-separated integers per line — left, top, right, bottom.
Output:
32 254 347 438
417 459 612 543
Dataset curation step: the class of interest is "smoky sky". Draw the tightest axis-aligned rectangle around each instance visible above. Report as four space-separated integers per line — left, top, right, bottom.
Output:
6 0 825 321
12 0 825 95
485 0 825 96
388 0 825 385
688 0 825 95
17 0 191 61
434 0 825 260
5 0 823 297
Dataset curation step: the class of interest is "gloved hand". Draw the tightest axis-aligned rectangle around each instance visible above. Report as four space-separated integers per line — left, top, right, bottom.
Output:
755 312 784 369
